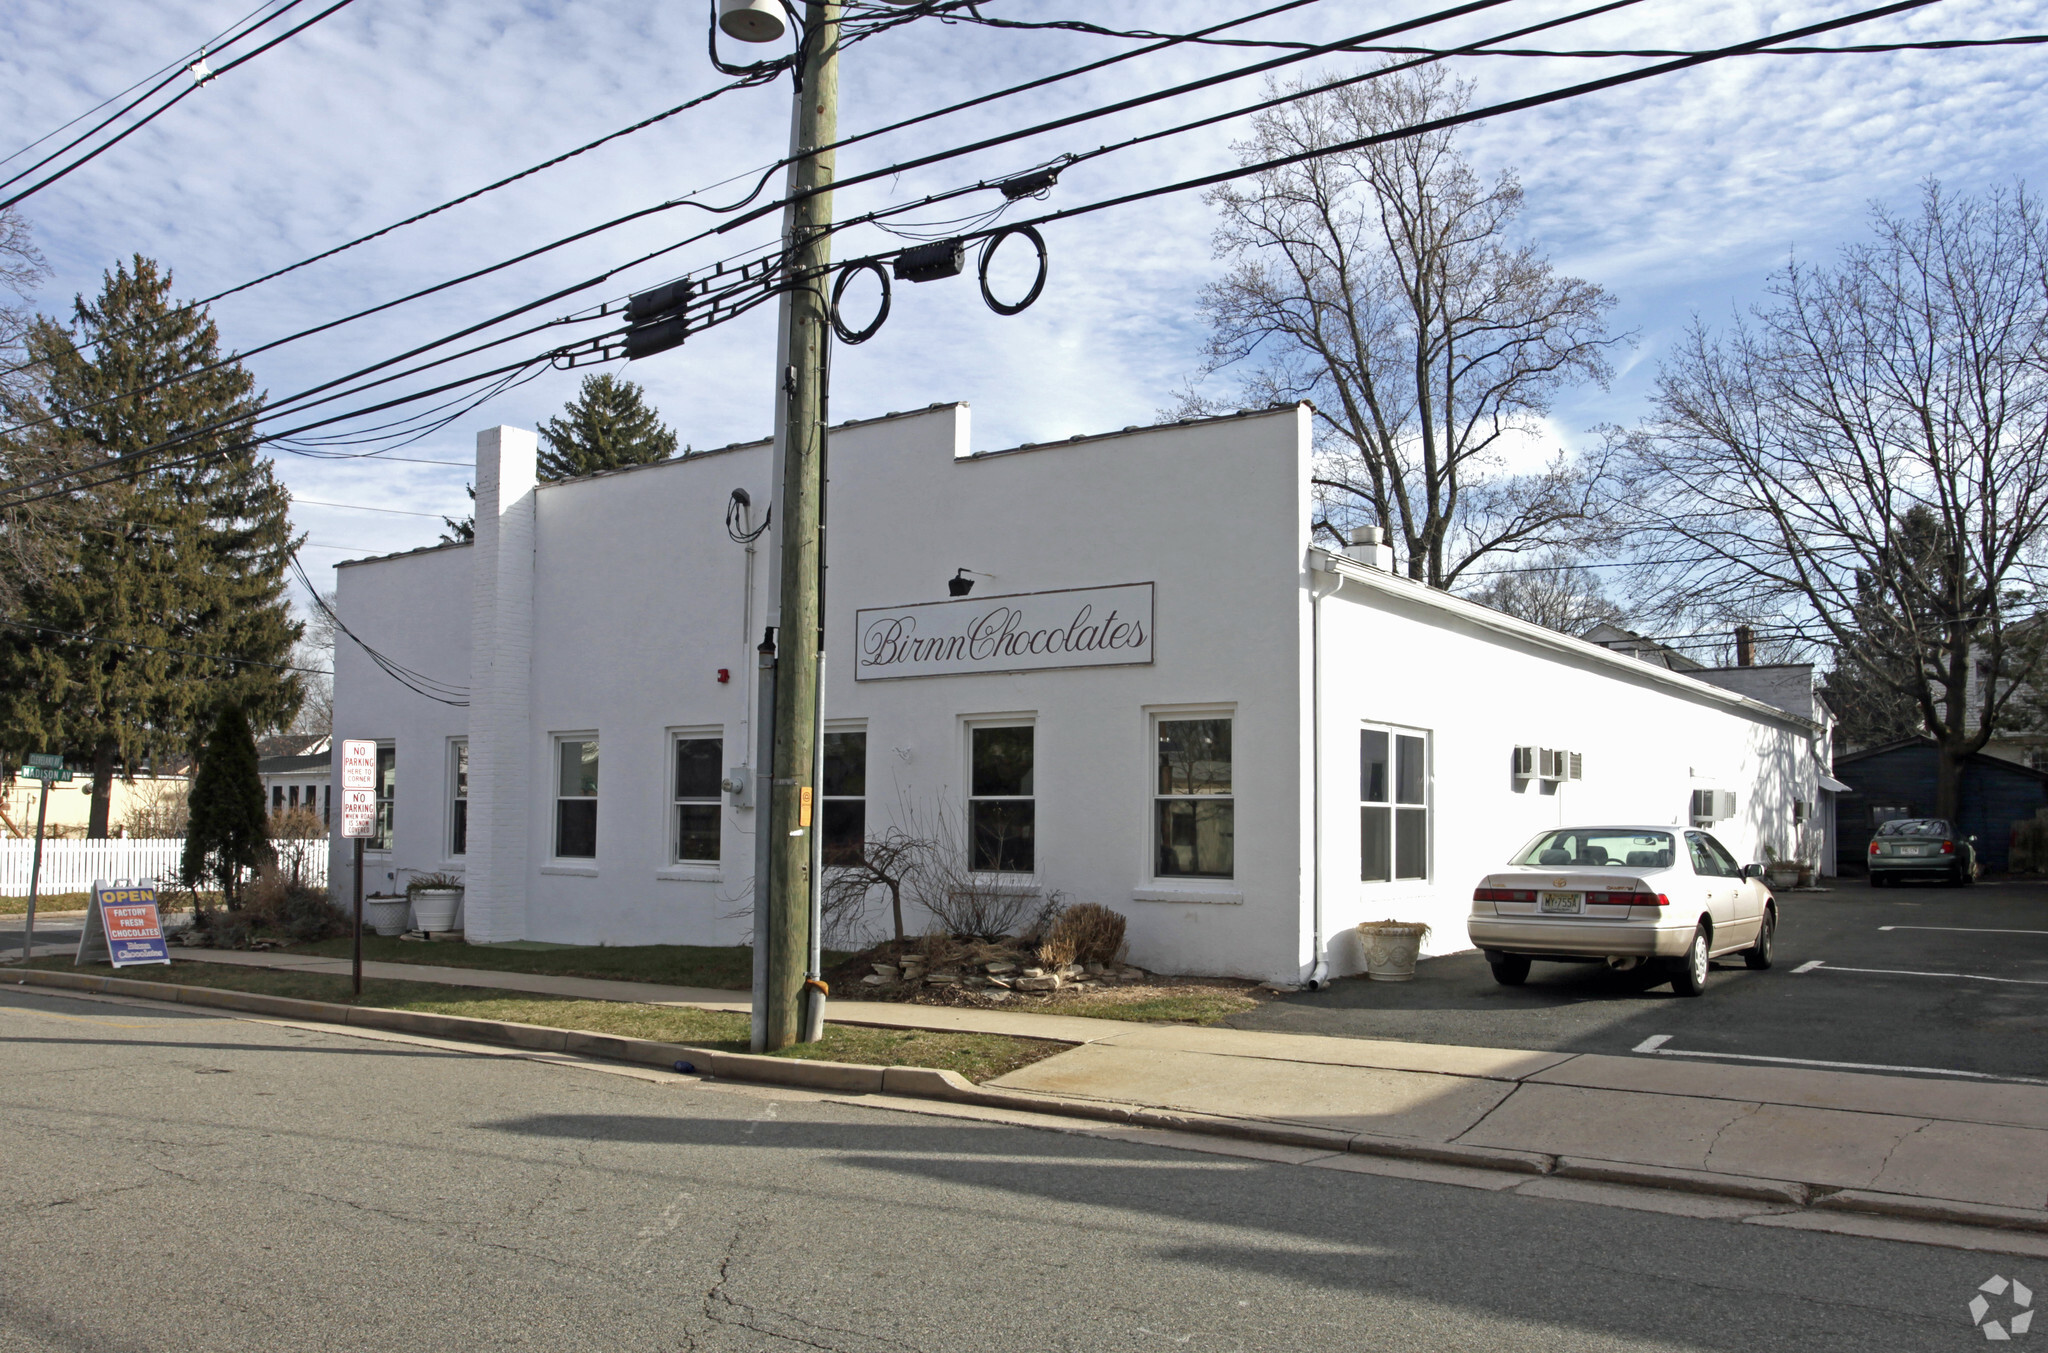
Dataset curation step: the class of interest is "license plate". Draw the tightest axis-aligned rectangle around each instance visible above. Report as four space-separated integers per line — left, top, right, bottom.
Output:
1904 846 1931 856
1540 892 1582 914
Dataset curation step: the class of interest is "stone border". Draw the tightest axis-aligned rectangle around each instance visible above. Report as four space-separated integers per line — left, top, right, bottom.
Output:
13 968 2048 1238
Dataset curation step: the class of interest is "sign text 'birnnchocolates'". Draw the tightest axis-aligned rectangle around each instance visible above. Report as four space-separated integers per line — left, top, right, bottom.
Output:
855 583 1153 681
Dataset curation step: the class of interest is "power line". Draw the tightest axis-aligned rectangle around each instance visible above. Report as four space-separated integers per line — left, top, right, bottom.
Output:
288 552 466 705
0 0 1956 512
0 0 364 213
0 0 288 170
290 498 460 518
2 0 1337 382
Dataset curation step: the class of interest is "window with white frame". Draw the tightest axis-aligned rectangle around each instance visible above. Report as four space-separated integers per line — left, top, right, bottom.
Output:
372 744 396 851
969 724 1034 873
1361 725 1429 882
672 734 722 863
449 740 468 857
554 736 599 859
1154 717 1233 879
822 729 867 866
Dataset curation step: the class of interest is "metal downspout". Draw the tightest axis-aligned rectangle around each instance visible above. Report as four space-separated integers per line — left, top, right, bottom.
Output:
1309 557 1344 990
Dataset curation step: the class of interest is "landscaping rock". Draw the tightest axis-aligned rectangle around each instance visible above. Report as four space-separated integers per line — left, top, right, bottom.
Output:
1012 975 1061 992
984 961 1018 976
871 964 900 980
860 974 891 986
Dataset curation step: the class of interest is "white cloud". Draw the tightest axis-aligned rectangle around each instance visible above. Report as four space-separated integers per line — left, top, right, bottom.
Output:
3 0 2044 596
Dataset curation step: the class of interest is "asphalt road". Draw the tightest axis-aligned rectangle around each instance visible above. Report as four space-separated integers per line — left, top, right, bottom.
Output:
1233 878 2048 1080
0 984 2034 1351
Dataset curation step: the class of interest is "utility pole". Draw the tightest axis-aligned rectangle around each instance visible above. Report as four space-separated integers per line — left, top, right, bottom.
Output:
759 1 839 1051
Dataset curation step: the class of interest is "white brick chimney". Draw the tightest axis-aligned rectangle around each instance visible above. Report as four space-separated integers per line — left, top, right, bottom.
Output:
464 426 537 943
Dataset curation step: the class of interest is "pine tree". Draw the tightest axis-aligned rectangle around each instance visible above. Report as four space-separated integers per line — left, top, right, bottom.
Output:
535 372 681 481
0 256 303 834
182 702 272 905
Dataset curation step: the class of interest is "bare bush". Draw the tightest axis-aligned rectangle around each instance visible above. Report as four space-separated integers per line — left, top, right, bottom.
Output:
1038 903 1128 969
267 806 327 887
121 781 189 838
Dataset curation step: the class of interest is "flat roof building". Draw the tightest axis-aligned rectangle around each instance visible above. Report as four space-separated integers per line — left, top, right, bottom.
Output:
329 404 1829 983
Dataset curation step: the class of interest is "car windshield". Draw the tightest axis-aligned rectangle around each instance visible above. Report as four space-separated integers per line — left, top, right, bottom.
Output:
1512 830 1675 870
1876 818 1951 837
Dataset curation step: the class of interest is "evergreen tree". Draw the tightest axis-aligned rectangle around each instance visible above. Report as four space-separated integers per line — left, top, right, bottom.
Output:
0 256 303 834
182 702 272 905
536 372 681 481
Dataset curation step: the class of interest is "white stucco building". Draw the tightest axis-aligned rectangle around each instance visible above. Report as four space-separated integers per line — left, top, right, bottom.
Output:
328 403 1829 984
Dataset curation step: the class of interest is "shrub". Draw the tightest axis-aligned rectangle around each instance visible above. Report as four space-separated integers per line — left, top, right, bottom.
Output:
1038 903 1127 969
242 864 351 943
405 871 465 895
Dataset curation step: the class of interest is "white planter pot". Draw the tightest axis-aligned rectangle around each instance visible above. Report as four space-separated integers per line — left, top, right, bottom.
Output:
410 888 463 933
364 895 411 937
1765 864 1801 890
1357 923 1429 982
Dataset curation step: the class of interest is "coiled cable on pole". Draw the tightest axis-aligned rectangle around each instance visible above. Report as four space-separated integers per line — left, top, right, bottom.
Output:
977 225 1048 316
829 259 891 343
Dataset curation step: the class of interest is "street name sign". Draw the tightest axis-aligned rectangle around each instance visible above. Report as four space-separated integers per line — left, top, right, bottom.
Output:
25 753 63 768
20 765 73 782
75 881 169 968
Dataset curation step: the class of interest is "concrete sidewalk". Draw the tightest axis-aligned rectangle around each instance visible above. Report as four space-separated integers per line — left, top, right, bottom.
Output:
151 951 2048 1238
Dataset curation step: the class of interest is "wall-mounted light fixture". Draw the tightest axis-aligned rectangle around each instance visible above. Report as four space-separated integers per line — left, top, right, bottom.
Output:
948 569 975 597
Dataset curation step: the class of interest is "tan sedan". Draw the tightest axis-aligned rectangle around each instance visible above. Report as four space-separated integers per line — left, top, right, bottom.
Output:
1467 826 1776 997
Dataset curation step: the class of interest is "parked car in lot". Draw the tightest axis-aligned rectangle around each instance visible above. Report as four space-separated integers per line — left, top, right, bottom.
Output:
1867 817 1978 887
1468 826 1776 997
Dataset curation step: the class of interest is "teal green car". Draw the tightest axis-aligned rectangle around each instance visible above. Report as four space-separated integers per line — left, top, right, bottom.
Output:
1867 817 1978 886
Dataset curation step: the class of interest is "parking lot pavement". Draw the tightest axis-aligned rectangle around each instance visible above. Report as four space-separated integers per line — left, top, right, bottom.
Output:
1228 877 2048 1082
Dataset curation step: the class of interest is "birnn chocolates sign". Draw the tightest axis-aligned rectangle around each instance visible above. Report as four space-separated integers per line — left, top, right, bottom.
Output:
855 582 1154 681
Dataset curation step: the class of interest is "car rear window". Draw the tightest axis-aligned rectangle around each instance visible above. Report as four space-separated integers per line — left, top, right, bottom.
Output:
1512 830 1675 869
1875 818 1951 837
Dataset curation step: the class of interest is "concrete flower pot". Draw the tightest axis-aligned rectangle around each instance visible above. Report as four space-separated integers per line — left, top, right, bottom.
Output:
1357 921 1431 982
1765 863 1801 891
409 888 463 934
364 894 411 937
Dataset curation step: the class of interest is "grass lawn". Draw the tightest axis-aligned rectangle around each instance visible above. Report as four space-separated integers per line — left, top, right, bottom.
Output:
20 956 1061 1083
287 935 783 990
0 892 91 915
1048 986 1265 1024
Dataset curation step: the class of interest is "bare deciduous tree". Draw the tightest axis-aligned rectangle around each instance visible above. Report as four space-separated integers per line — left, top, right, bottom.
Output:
1188 66 1620 587
1463 551 1627 634
1620 182 2048 819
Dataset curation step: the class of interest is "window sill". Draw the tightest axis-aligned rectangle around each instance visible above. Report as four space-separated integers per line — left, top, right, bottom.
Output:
962 876 1040 895
656 865 722 882
1132 886 1243 905
540 863 600 877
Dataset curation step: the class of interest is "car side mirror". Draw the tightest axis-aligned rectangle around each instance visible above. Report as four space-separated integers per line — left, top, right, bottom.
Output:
1741 863 1762 880
1969 835 1978 843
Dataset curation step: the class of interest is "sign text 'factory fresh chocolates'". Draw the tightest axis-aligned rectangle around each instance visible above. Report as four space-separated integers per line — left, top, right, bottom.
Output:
855 583 1153 681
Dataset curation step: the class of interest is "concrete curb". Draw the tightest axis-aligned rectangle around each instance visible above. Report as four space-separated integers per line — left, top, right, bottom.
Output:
8 968 2040 1237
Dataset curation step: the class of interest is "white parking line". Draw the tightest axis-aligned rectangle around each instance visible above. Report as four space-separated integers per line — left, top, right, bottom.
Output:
1627 1034 2048 1086
1878 925 2048 935
1796 960 2048 987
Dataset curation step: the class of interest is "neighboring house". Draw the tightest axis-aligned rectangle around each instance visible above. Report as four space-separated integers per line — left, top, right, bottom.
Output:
1832 738 2048 873
330 406 1826 984
1580 623 1706 672
259 751 333 825
0 771 189 839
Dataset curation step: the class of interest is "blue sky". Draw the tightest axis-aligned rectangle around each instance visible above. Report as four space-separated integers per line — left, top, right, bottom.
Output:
3 0 2043 597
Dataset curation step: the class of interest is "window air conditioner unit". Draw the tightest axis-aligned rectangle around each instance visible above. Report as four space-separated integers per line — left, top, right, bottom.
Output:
1568 752 1583 782
1538 748 1567 782
1511 746 1536 778
1690 789 1737 824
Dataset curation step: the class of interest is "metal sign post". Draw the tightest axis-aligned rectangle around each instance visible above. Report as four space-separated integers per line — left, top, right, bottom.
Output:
338 739 378 998
19 755 72 964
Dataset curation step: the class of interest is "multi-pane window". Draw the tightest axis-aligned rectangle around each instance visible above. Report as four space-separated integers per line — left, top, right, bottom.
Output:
1155 717 1233 878
673 736 722 863
449 740 468 857
1361 726 1428 882
372 744 396 851
555 737 599 859
822 730 867 866
969 725 1034 873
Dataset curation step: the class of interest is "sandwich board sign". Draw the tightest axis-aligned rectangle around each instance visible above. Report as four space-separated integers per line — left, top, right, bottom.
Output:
339 738 377 839
75 880 170 968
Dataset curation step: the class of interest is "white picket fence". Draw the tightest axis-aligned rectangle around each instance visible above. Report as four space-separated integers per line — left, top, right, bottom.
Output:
0 838 329 897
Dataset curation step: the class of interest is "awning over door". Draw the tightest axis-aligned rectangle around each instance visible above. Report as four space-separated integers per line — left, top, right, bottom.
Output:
1818 773 1852 793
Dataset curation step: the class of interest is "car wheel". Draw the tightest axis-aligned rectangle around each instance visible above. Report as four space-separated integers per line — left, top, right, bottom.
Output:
1744 907 1775 970
1489 955 1532 987
1668 927 1709 997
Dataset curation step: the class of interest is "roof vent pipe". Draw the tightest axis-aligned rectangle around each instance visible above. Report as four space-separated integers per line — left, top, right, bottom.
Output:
1345 525 1394 571
1735 625 1755 667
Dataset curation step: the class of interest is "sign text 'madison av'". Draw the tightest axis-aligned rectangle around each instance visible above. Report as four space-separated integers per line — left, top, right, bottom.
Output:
856 582 1153 681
